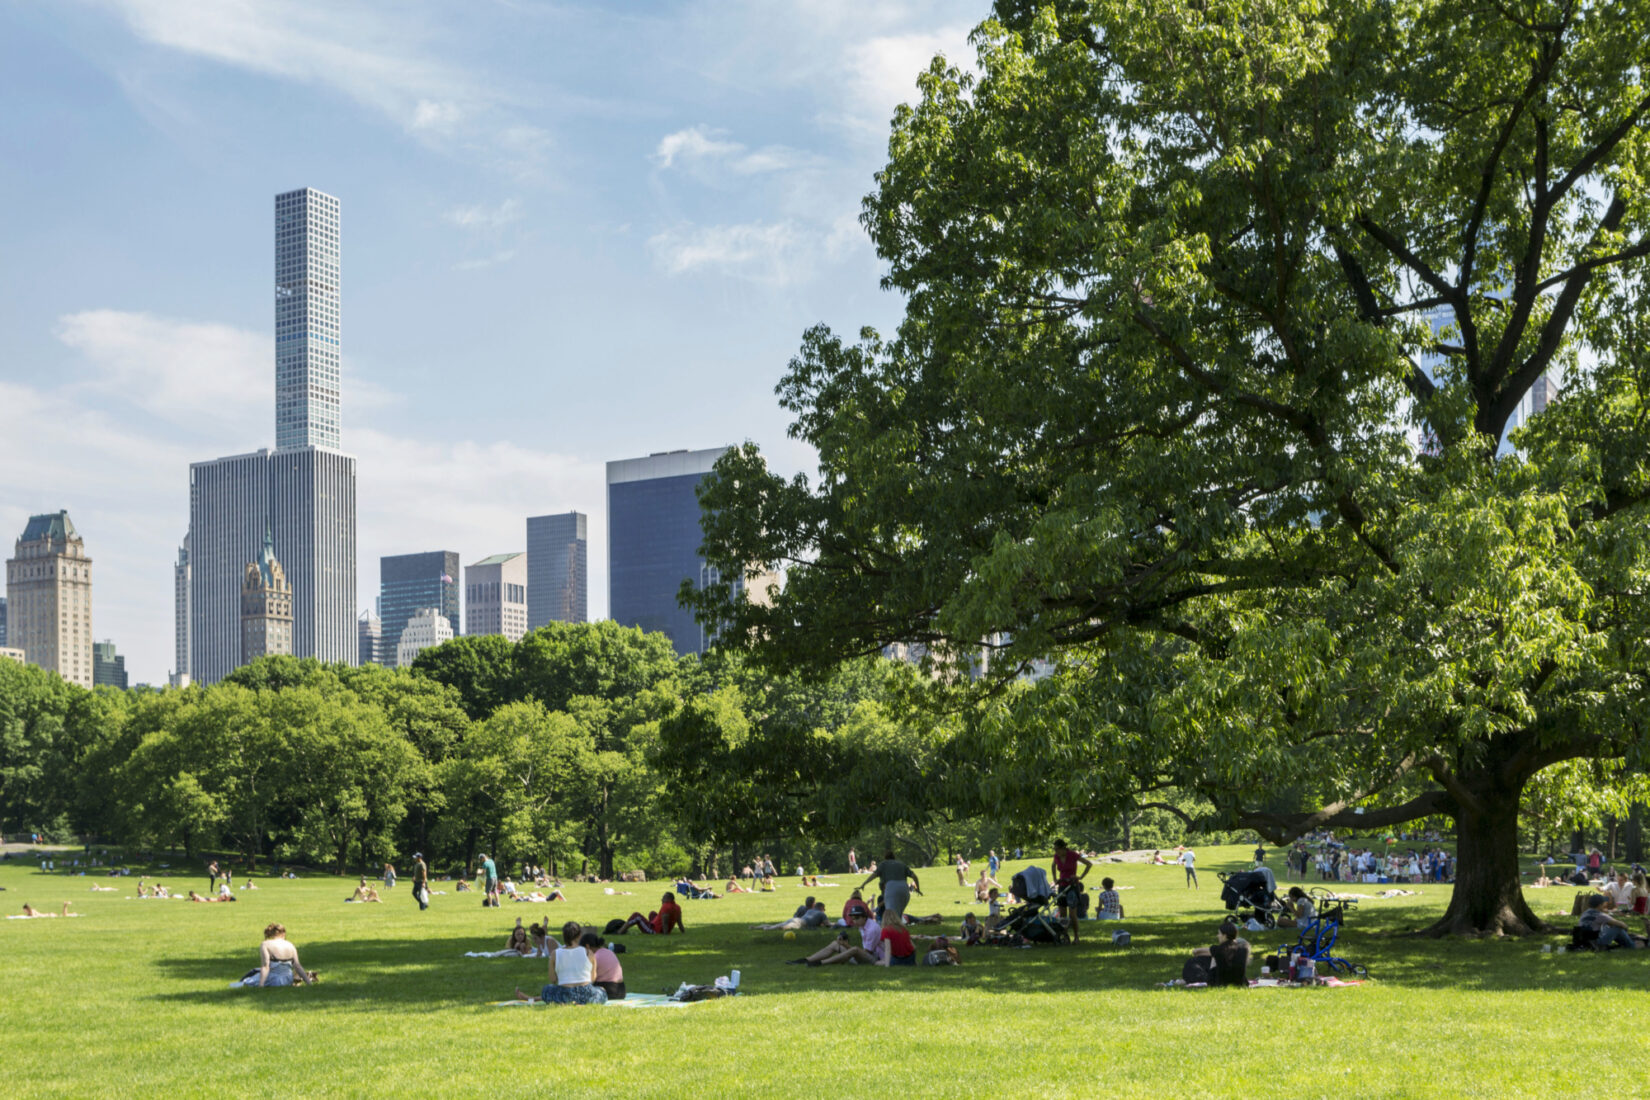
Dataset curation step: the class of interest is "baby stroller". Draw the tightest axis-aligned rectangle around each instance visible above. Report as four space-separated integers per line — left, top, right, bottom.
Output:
1218 868 1286 929
994 866 1069 945
1275 888 1367 977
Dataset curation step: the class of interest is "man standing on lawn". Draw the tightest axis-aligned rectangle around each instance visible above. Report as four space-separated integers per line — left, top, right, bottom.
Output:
482 852 500 908
1051 839 1092 942
1179 848 1198 888
207 859 220 893
412 852 429 911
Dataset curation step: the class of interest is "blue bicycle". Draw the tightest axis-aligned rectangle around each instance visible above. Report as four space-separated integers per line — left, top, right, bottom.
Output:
1277 888 1368 977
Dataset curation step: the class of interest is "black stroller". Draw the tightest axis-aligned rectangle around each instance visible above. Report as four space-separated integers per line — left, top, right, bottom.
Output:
1218 868 1287 929
991 867 1069 945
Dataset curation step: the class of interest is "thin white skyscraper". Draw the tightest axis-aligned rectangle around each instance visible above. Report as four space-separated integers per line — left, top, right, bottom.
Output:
187 188 357 684
275 188 342 449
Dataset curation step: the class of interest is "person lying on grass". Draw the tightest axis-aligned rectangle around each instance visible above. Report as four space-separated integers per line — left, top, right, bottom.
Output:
504 919 532 955
188 890 235 903
254 923 319 986
21 902 75 917
725 878 750 894
754 901 829 932
514 921 607 1005
789 910 883 966
612 893 685 934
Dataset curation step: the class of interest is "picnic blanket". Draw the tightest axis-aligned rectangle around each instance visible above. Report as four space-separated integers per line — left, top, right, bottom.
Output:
488 993 703 1009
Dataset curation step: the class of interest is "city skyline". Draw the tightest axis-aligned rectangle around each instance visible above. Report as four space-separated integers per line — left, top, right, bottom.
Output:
0 1 969 682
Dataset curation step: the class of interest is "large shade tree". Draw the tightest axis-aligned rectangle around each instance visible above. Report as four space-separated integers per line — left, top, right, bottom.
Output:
690 0 1650 934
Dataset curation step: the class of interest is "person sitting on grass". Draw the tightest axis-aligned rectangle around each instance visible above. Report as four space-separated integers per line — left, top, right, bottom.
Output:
1096 878 1125 920
754 901 829 932
241 876 258 891
1601 870 1635 911
792 909 883 966
348 878 382 903
840 890 870 924
514 921 607 1005
253 923 319 987
959 912 985 945
1209 920 1252 987
582 931 626 1000
725 878 750 894
985 888 1005 929
503 919 532 955
456 878 473 893
1579 895 1640 949
614 893 686 935
878 921 918 966
973 869 1001 902
1277 887 1315 929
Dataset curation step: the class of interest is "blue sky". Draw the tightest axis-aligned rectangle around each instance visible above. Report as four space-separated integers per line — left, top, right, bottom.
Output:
0 0 980 683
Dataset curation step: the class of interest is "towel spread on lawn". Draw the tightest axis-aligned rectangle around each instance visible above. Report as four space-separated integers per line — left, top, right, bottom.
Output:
488 993 705 1008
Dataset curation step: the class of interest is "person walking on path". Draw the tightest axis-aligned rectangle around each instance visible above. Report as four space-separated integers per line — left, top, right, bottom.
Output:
1179 849 1198 888
412 853 429 911
859 850 921 926
207 859 221 893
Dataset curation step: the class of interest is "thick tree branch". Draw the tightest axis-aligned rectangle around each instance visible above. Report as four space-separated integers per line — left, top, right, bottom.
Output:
1235 789 1451 846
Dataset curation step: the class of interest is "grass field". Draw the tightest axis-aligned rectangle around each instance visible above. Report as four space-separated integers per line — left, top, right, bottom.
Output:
2 844 1644 1098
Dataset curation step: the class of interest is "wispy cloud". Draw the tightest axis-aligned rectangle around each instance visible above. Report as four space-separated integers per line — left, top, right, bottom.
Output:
445 199 523 230
84 0 550 167
654 126 803 175
453 250 517 271
648 221 808 284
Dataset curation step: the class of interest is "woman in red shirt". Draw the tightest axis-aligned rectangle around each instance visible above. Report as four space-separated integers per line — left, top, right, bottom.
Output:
878 923 917 966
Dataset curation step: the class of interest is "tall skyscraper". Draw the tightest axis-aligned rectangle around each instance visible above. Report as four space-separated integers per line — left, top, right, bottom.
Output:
358 610 381 666
607 447 733 656
380 552 460 666
92 640 128 689
276 188 342 450
526 512 588 628
187 188 356 685
466 552 529 641
241 530 294 664
5 511 93 687
171 536 190 687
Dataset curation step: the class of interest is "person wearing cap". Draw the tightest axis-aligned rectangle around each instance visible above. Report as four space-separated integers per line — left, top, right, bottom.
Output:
411 853 429 911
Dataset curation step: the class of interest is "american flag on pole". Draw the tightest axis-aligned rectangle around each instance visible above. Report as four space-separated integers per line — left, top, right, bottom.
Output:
441 574 453 583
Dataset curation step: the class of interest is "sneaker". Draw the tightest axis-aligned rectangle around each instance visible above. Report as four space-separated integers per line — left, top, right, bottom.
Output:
806 959 822 967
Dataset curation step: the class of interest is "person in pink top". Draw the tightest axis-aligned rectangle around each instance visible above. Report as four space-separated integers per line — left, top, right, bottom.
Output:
581 931 625 1000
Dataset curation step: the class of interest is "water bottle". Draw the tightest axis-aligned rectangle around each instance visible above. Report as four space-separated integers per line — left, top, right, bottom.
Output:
729 969 741 990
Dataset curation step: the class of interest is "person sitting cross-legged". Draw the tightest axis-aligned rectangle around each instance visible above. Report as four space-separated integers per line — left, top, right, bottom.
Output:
1579 894 1640 949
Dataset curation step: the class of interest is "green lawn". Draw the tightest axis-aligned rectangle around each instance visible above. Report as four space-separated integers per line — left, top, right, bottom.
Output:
1 844 1640 1098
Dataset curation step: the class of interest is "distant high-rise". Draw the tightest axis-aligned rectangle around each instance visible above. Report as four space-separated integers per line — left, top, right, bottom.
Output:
275 188 342 450
358 610 381 666
466 553 529 641
187 188 356 684
380 552 460 667
395 608 453 667
241 530 294 664
171 536 190 688
92 640 128 689
527 512 588 628
607 448 733 656
0 593 7 647
5 512 93 687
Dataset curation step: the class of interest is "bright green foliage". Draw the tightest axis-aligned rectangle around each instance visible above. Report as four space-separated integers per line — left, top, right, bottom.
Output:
690 0 1650 934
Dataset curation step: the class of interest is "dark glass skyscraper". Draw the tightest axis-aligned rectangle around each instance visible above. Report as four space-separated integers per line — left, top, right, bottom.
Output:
379 551 460 666
526 511 587 629
607 448 730 656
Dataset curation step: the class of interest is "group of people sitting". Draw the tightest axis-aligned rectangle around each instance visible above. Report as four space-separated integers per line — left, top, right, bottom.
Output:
511 921 626 1004
781 893 962 967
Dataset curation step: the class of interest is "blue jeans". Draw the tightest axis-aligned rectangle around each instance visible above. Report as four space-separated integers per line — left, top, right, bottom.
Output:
1596 925 1639 950
541 983 608 1004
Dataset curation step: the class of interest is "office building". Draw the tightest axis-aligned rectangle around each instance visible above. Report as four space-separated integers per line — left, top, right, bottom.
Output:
0 594 7 647
241 530 294 664
607 447 736 656
466 552 529 641
92 640 128 689
5 511 93 687
358 610 381 666
276 188 342 449
171 536 190 688
395 608 453 667
186 188 356 684
526 512 588 628
380 552 459 666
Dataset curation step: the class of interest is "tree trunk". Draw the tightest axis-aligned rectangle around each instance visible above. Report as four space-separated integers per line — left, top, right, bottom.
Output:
1423 787 1542 937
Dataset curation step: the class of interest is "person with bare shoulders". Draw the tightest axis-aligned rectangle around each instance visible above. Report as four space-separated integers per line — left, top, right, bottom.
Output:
254 923 318 986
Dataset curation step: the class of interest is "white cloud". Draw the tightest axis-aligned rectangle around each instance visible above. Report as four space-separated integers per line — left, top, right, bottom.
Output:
654 125 805 176
85 0 548 165
648 221 808 284
54 309 266 437
444 199 522 230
